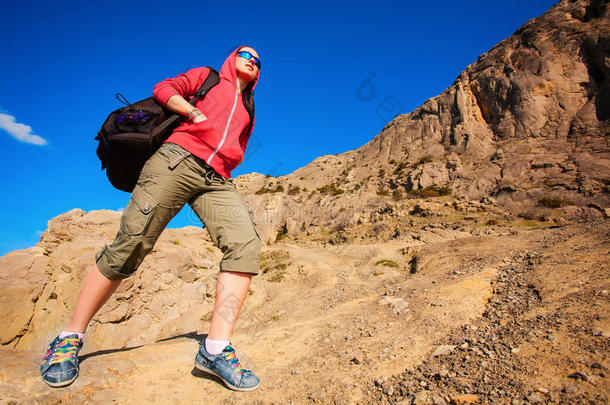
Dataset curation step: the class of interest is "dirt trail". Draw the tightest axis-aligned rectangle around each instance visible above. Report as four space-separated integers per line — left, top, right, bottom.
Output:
367 222 610 404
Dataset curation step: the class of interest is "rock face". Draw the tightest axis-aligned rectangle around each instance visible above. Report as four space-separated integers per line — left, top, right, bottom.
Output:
233 0 609 243
0 209 225 353
388 0 609 200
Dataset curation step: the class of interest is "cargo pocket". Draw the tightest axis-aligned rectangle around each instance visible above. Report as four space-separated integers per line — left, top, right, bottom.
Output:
120 185 159 235
158 143 191 170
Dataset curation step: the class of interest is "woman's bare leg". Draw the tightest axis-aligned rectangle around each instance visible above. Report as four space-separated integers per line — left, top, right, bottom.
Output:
64 265 252 337
207 271 252 340
65 263 122 333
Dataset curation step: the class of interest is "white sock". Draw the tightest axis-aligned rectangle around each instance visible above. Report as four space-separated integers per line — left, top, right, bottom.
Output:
205 338 230 355
59 330 85 340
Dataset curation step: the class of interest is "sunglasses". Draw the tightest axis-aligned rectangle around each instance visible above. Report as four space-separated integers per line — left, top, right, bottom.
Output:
237 51 261 69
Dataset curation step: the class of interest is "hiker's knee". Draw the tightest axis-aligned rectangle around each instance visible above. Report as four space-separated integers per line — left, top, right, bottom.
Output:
218 229 261 275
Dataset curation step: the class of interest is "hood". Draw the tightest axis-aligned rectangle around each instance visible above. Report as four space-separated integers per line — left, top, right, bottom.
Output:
219 45 260 92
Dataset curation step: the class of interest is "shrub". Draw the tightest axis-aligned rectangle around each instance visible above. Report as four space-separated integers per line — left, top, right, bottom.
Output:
333 217 349 232
394 162 409 175
288 185 301 195
517 211 536 220
333 187 345 196
260 250 291 282
317 183 344 196
375 259 399 268
255 184 283 194
275 223 288 241
409 255 418 274
413 156 432 168
255 186 271 195
260 250 290 273
409 185 451 198
268 272 285 282
377 186 390 196
537 197 573 208
389 159 397 165
392 189 403 200
409 204 428 216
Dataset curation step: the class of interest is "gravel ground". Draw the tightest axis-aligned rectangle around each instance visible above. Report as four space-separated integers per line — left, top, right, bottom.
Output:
367 223 610 404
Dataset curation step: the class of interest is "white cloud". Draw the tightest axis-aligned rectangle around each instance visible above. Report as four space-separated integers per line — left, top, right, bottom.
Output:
0 112 48 146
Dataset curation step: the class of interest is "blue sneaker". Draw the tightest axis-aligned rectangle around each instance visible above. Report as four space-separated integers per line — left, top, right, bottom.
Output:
194 342 260 391
40 334 83 387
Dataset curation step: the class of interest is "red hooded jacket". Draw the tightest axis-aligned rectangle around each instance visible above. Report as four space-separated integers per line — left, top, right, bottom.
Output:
153 46 259 179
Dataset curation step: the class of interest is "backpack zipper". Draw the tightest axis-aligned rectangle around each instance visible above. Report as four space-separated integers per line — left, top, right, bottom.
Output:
206 87 239 165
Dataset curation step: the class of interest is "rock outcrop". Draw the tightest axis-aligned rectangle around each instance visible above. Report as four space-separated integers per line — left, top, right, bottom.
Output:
0 209 228 353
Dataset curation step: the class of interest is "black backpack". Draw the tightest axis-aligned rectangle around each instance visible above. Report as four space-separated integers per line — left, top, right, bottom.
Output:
95 67 220 192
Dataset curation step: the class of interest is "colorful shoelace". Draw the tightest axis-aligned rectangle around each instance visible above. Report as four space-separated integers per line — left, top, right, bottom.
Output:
222 346 246 375
42 337 81 365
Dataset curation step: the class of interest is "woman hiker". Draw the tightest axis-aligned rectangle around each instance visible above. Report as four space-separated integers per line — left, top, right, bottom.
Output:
40 45 263 392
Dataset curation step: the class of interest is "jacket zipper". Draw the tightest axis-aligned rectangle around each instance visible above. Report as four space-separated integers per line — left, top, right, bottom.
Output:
206 87 239 165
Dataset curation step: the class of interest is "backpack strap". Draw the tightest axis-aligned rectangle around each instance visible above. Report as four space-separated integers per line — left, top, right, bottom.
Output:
191 67 220 100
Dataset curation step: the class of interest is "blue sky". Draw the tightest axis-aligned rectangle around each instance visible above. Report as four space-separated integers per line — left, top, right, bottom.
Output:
0 0 557 256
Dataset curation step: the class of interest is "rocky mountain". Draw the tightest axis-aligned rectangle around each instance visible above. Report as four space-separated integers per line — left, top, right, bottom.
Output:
234 0 609 243
0 0 608 403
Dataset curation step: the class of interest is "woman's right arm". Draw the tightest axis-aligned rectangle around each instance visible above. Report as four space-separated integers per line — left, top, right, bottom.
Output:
153 67 210 123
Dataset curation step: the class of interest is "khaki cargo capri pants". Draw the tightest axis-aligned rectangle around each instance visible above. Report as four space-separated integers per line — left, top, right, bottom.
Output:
95 142 261 280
